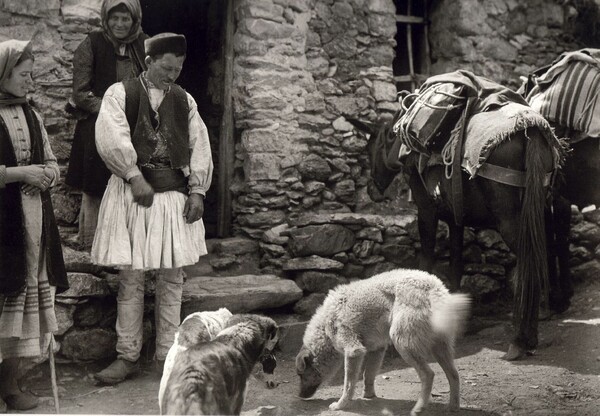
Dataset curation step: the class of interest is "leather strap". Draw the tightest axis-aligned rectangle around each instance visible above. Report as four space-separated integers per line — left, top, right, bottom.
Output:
475 162 553 187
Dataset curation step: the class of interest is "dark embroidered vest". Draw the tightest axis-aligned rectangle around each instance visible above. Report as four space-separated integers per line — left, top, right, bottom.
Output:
88 30 147 97
0 105 69 295
123 77 190 168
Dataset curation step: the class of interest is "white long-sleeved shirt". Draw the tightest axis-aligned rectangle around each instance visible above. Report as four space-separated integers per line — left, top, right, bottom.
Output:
95 82 213 195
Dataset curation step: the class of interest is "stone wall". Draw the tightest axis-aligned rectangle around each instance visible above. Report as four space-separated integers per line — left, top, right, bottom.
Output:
428 0 587 89
231 0 400 239
269 207 600 317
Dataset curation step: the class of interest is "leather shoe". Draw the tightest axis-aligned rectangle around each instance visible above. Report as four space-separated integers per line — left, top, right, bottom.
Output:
94 359 139 385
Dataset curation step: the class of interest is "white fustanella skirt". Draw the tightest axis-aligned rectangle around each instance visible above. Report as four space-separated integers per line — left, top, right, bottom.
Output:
91 175 207 270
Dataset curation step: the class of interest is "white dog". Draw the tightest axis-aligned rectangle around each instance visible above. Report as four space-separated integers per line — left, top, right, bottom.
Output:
295 269 471 416
158 307 232 413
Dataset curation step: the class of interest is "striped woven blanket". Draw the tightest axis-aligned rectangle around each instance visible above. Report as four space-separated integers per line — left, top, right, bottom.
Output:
527 50 600 138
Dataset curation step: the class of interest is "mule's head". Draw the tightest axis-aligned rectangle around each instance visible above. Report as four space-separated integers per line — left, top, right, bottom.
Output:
346 117 397 202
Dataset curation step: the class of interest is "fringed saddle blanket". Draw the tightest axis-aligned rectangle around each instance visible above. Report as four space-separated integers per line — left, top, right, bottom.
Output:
526 49 600 140
462 102 561 178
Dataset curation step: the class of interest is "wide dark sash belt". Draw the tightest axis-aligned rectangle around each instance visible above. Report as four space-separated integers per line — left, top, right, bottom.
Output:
140 166 188 194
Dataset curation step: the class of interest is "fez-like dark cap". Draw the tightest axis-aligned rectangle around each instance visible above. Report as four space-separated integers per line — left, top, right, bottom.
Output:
144 33 187 57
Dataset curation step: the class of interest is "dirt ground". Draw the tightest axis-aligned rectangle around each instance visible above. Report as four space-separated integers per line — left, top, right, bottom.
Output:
21 277 600 416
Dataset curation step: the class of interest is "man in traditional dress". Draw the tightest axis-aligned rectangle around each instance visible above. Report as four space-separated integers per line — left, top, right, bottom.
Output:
91 33 213 384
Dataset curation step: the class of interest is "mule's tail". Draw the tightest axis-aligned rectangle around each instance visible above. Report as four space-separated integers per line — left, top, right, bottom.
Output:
515 129 550 348
430 293 471 341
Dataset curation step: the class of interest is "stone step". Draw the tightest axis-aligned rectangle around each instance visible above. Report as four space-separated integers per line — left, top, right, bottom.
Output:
181 274 303 317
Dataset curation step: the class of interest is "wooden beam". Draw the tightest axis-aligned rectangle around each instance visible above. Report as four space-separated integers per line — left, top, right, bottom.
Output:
217 0 235 237
423 0 431 76
406 0 415 91
394 73 428 83
395 14 425 24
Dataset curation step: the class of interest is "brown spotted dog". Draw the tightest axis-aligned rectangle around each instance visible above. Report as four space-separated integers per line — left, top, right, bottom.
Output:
158 308 233 413
161 314 279 415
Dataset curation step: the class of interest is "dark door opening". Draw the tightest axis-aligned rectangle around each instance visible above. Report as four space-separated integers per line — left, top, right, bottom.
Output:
393 0 430 92
140 0 226 238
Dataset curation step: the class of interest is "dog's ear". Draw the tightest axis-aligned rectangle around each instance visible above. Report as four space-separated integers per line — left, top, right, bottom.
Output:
267 325 278 341
295 348 311 374
264 324 279 352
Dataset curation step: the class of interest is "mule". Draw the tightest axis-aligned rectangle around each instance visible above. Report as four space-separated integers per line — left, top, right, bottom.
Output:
544 128 600 313
348 117 555 361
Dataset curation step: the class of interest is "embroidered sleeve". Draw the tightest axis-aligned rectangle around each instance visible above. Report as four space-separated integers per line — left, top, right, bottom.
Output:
186 93 213 196
95 83 142 181
34 110 60 186
72 36 103 114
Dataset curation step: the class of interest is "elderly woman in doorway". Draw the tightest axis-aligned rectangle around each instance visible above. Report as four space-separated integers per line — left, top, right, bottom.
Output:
65 0 148 249
0 39 69 412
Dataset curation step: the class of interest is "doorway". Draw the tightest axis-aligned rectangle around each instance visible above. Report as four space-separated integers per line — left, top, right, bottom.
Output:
140 0 227 237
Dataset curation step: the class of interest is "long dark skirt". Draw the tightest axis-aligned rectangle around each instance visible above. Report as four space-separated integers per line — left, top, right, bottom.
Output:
65 114 111 197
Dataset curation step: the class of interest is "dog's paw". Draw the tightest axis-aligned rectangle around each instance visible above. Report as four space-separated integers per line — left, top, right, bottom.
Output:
329 400 348 411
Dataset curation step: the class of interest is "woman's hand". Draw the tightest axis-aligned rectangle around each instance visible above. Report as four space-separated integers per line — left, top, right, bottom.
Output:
18 164 51 189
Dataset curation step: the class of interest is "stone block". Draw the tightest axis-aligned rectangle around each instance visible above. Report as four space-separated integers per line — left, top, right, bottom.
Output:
293 292 326 316
297 154 331 181
181 275 302 316
244 153 282 181
61 0 102 23
57 273 110 299
60 328 116 361
283 255 345 271
2 0 60 17
461 274 501 298
288 224 355 257
295 271 347 293
55 303 75 336
213 236 260 255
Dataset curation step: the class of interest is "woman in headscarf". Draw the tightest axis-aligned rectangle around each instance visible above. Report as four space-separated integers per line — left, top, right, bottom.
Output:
65 0 148 249
0 39 68 412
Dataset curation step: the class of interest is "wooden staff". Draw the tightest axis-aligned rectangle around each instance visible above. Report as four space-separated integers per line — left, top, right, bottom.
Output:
49 334 60 414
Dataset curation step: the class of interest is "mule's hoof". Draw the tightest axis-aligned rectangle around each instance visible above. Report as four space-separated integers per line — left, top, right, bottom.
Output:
329 400 348 411
502 343 526 361
363 392 377 399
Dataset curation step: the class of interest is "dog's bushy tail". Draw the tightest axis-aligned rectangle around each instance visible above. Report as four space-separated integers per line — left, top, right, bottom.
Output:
430 293 471 341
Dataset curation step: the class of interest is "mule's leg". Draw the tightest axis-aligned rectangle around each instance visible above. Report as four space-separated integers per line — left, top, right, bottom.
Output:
398 348 434 416
362 348 386 399
432 340 460 412
448 223 464 292
329 349 366 411
545 201 560 315
409 174 438 272
553 196 574 311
